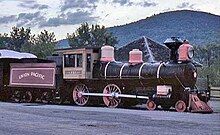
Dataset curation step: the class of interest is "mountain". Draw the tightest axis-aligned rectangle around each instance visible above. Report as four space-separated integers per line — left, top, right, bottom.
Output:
56 39 70 49
108 10 220 48
56 10 220 50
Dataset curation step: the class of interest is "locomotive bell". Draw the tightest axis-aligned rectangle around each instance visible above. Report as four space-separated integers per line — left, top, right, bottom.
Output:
164 37 183 63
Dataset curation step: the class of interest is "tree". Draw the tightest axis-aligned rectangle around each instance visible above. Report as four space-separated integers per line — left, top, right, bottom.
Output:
0 33 9 49
90 24 118 47
2 27 56 58
9 27 31 51
195 43 220 86
194 44 220 67
21 30 56 58
67 23 118 48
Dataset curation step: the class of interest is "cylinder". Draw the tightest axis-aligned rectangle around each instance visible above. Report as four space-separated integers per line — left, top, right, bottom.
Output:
100 45 115 62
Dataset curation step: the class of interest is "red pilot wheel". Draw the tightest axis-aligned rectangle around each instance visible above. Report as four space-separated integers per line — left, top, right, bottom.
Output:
72 84 89 106
146 99 157 111
175 100 186 112
103 84 121 108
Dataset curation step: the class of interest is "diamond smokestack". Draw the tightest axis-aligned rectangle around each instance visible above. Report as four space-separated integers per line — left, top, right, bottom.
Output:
164 37 183 63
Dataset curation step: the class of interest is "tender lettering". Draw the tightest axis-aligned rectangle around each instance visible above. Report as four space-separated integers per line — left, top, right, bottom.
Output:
31 72 45 80
19 73 30 79
18 72 45 80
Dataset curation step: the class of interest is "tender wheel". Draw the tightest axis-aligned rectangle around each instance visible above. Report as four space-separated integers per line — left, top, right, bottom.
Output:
103 84 121 108
146 99 156 111
72 84 89 106
22 91 33 103
12 90 21 102
52 88 63 104
41 92 51 104
175 100 186 112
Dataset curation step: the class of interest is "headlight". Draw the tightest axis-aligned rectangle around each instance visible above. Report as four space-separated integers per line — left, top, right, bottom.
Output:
188 47 194 59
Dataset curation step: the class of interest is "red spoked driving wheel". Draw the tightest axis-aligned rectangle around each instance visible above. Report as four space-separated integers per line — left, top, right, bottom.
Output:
72 84 89 106
175 100 186 112
103 84 121 108
146 99 156 111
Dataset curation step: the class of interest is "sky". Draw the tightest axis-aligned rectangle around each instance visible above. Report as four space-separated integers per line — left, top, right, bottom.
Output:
0 0 220 40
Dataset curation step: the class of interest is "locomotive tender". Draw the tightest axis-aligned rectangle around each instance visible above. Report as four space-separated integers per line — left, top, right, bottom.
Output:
0 37 212 113
0 50 56 103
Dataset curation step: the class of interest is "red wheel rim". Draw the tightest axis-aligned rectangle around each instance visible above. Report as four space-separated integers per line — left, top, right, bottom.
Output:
103 84 121 108
175 100 186 112
73 84 89 106
146 100 156 110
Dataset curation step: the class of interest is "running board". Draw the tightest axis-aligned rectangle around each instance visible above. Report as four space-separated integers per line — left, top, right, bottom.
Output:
81 92 149 99
189 94 213 113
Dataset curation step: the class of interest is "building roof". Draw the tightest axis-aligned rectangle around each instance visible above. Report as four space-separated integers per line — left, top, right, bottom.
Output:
0 49 37 59
115 36 170 62
55 39 105 51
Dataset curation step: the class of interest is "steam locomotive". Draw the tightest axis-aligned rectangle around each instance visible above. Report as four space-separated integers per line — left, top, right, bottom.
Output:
0 37 212 113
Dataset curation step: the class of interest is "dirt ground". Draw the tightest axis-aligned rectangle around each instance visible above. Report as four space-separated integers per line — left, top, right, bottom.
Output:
0 100 219 135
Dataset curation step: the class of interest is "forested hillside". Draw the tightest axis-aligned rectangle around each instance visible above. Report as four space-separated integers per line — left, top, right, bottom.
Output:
108 10 220 47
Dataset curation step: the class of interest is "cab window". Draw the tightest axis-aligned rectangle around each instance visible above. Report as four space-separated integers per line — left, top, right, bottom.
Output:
64 54 75 67
64 54 82 68
76 54 82 67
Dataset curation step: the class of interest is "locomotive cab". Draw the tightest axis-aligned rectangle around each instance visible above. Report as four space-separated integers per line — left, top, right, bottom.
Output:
60 47 100 79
